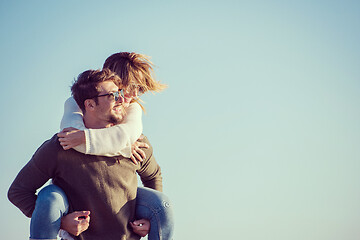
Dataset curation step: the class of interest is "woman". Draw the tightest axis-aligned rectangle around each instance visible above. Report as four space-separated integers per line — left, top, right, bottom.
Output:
31 52 174 240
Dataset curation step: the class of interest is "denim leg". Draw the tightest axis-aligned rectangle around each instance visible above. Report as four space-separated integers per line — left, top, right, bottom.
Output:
135 187 174 240
30 184 69 239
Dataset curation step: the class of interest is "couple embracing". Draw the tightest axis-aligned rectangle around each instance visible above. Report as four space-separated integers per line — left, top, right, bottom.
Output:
8 52 174 240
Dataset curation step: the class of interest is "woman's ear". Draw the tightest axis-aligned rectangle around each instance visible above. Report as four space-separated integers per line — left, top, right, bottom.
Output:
84 99 96 111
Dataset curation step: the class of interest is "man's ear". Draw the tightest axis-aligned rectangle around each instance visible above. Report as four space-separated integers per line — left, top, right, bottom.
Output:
84 99 96 111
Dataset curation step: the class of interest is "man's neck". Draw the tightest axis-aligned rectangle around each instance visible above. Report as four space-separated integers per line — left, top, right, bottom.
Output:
83 114 113 129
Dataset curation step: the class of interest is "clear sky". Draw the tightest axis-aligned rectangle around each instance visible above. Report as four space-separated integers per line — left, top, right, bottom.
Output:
1 1 359 239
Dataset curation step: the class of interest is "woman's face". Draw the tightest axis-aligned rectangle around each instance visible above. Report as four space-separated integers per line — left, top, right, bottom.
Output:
121 71 146 107
122 86 141 107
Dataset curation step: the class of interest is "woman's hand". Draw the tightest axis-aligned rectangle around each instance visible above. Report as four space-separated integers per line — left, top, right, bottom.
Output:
57 127 85 150
130 219 150 237
130 135 149 164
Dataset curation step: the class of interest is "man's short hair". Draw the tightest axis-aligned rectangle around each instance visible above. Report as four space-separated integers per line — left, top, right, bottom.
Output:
103 52 166 93
71 69 121 112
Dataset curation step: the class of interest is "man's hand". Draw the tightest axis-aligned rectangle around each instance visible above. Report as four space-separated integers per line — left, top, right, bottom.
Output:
130 135 149 164
60 211 91 236
58 127 85 150
130 219 150 237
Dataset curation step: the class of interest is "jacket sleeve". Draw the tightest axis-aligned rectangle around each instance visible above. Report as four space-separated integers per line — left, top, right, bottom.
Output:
137 136 163 192
8 138 58 218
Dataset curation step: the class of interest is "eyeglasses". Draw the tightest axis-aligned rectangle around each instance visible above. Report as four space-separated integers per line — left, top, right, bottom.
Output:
128 84 146 96
96 90 124 102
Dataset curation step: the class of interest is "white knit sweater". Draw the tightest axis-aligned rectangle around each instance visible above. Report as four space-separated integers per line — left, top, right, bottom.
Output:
60 97 142 158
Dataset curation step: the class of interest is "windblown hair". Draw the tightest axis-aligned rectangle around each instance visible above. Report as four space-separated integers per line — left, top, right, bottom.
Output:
103 52 167 93
71 69 121 112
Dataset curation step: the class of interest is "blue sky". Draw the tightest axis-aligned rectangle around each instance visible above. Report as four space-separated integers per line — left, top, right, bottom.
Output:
1 1 360 239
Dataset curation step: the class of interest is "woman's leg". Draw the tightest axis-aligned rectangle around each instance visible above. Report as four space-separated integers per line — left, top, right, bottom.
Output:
30 184 69 240
135 187 174 240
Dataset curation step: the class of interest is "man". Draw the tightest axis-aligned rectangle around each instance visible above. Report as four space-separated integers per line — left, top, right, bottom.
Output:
8 69 163 240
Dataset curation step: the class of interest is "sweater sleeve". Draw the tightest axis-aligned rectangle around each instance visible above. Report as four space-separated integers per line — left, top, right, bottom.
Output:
85 102 143 157
60 97 143 157
60 97 87 153
137 136 163 192
8 137 58 218
60 97 86 131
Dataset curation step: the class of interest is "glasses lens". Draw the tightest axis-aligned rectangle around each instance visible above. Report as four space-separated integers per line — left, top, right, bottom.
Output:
119 89 124 98
113 91 124 103
138 86 145 94
113 92 119 101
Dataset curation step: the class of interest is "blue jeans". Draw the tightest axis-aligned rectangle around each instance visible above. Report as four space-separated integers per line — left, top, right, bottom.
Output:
30 185 174 240
135 187 174 240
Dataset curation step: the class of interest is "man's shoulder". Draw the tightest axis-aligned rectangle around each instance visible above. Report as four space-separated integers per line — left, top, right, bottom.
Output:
138 135 155 164
139 135 153 150
34 134 62 156
41 133 61 147
139 135 150 143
